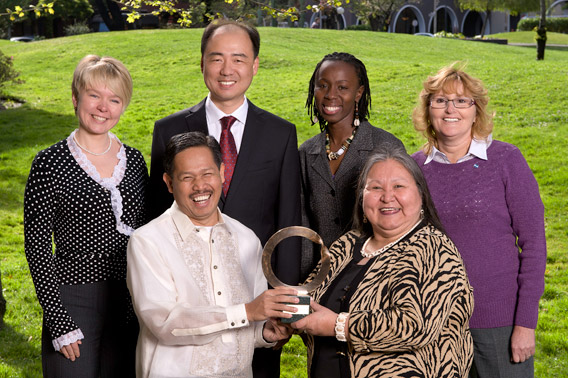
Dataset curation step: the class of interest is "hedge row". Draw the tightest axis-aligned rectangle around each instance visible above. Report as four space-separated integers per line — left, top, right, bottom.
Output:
517 17 568 33
346 24 371 31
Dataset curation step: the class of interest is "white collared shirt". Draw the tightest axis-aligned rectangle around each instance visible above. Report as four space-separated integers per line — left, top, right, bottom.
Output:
127 202 271 378
424 135 493 165
205 94 248 153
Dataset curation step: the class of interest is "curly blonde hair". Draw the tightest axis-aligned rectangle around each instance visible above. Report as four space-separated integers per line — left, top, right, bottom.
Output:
412 62 493 154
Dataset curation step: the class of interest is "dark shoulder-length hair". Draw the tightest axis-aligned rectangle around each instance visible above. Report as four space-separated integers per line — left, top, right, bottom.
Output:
352 144 445 238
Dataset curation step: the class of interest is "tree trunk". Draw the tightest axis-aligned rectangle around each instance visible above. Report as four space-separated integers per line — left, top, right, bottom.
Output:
0 270 6 329
368 14 382 31
536 39 546 60
480 9 491 38
537 0 546 60
95 0 125 31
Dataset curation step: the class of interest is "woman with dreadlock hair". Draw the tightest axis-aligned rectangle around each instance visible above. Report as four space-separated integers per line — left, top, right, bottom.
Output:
299 52 404 275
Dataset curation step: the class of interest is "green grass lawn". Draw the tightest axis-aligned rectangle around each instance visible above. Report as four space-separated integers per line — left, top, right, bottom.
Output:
1 28 567 377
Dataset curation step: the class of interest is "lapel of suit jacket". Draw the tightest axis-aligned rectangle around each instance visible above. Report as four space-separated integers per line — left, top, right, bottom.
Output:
223 99 258 203
308 132 335 189
184 98 208 135
333 122 375 182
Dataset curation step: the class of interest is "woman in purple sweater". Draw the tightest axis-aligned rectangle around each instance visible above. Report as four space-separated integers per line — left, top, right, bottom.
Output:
411 63 546 378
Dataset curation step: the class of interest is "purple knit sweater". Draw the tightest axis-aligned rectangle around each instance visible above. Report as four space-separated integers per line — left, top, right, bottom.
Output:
413 140 546 329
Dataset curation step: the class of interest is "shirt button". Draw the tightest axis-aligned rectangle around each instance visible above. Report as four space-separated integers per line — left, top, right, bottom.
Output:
217 291 222 295
330 189 335 196
212 239 215 243
231 322 235 326
213 265 218 269
241 319 246 324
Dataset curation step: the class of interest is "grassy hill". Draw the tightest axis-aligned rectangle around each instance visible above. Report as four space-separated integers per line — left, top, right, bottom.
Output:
1 28 567 377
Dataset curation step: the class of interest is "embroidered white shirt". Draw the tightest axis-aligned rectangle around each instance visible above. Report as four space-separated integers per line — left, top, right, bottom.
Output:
424 135 492 165
205 94 248 153
127 202 271 378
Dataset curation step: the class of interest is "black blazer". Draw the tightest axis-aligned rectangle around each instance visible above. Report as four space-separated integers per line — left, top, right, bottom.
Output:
299 121 405 274
148 98 302 284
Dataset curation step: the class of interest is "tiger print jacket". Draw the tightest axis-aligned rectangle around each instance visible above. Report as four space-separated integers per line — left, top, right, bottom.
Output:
305 223 474 377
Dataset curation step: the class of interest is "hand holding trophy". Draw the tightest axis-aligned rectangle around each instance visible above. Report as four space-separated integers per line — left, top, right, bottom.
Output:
262 226 331 323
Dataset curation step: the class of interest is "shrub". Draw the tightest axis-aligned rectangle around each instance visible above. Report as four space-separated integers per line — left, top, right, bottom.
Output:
347 24 371 31
518 17 568 33
0 51 20 92
64 21 91 36
434 30 466 39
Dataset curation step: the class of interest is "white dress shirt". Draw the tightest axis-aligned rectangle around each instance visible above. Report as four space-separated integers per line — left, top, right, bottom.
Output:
205 94 248 153
127 202 272 378
424 135 492 165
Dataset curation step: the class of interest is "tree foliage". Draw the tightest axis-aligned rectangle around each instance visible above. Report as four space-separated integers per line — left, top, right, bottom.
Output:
119 0 348 27
457 0 540 15
1 0 91 38
350 0 407 31
1 0 54 21
456 0 540 36
51 0 92 22
1 0 92 29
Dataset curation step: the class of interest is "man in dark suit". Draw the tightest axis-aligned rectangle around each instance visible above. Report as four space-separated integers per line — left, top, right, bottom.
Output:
147 20 301 377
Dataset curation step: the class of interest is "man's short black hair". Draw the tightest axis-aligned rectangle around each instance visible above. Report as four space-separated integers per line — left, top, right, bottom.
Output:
163 131 222 176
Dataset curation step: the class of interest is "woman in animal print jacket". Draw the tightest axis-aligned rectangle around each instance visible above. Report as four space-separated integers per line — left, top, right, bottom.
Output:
291 146 474 378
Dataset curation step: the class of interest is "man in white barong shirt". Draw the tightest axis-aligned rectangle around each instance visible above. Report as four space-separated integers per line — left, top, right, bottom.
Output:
127 132 297 378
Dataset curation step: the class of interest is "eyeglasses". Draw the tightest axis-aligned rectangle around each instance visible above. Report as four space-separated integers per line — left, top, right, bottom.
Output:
429 97 476 109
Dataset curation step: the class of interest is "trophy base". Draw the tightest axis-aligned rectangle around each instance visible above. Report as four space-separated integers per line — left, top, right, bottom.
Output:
280 295 310 323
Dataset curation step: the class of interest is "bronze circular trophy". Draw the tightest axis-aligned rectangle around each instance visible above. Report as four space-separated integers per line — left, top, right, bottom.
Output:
262 226 331 323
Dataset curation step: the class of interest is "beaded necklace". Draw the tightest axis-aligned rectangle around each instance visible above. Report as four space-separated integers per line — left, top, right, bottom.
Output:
326 126 358 161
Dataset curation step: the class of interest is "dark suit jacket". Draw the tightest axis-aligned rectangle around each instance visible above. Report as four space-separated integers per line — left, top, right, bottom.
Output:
148 98 302 284
299 121 405 275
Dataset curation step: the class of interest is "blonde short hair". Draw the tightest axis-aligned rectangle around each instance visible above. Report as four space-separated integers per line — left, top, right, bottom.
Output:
72 55 133 112
412 63 493 154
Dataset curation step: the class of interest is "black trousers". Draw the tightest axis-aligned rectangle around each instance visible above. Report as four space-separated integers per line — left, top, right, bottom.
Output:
252 348 282 378
42 280 138 378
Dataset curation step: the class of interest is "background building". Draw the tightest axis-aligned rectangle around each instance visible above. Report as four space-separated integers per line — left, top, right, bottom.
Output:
307 0 518 36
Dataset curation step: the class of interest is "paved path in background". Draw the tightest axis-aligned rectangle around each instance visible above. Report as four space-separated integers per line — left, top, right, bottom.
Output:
509 43 568 47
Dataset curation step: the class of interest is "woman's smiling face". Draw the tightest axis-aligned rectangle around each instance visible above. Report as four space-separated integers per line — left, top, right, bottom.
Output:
428 82 477 143
314 60 364 129
363 159 423 243
73 83 123 136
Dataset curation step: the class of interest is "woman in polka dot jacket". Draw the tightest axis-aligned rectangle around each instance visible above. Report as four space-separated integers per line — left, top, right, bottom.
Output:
24 55 148 377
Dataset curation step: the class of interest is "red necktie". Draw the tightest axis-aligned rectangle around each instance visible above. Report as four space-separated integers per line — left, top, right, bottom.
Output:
220 116 238 196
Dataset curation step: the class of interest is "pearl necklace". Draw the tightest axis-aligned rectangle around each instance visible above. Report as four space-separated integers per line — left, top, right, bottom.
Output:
73 134 112 156
361 219 423 258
